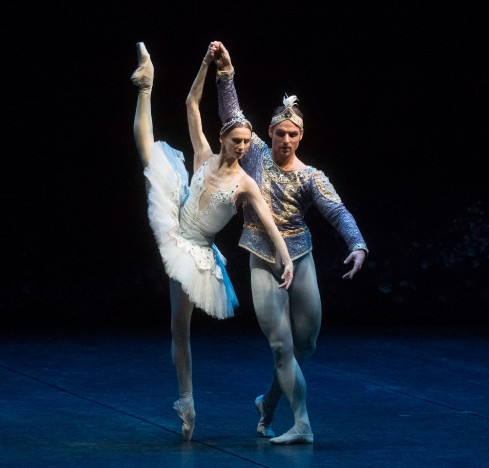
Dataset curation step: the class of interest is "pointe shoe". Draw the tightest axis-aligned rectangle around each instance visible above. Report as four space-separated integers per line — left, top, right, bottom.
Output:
173 398 196 441
131 42 154 94
269 423 314 445
255 395 275 438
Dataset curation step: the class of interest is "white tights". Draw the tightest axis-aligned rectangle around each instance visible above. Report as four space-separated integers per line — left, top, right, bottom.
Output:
169 277 194 397
250 252 322 430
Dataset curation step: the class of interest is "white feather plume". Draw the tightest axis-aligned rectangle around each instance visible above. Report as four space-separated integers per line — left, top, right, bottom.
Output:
283 94 299 107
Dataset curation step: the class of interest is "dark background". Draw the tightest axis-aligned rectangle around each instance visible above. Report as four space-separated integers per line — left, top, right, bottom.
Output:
3 2 488 334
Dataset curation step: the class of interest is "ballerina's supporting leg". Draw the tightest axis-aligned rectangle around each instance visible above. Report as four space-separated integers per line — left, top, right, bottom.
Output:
169 277 196 441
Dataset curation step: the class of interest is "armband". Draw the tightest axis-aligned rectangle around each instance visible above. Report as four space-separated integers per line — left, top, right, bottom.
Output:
216 67 235 82
351 243 369 255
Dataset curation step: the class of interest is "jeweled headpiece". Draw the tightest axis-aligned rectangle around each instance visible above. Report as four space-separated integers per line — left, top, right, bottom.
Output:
270 94 303 129
220 112 253 136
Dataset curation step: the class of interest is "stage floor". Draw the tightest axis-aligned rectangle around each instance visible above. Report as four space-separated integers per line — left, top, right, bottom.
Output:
1 323 488 467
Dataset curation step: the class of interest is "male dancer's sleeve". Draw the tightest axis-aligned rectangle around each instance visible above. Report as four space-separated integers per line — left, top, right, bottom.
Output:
216 72 265 172
312 170 369 253
217 73 243 124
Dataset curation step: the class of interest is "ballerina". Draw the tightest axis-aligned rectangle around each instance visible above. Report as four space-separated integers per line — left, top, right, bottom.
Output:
131 42 294 441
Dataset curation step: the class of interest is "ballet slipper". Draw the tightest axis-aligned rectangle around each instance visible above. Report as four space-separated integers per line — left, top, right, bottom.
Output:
173 398 196 441
269 422 313 445
255 395 275 438
131 42 154 94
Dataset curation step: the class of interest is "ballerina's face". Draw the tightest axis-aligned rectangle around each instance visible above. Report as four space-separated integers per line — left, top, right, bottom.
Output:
221 127 252 160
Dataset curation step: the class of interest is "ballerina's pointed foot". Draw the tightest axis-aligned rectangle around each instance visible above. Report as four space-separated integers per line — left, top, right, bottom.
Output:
135 42 150 62
131 42 154 93
255 395 275 438
269 422 314 445
173 398 196 441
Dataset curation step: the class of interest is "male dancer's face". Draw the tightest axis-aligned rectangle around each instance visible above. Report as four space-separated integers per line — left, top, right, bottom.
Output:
268 120 303 160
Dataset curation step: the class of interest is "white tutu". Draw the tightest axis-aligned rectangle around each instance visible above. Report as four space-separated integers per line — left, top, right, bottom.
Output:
144 141 238 319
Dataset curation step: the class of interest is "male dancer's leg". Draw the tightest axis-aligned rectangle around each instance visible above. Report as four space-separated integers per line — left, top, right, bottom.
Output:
289 252 322 364
250 254 318 442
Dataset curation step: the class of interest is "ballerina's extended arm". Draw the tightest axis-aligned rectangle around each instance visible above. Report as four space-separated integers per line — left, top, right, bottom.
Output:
243 177 294 289
186 47 214 173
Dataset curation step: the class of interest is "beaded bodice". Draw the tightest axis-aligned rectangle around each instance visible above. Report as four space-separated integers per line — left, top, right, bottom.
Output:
179 162 238 247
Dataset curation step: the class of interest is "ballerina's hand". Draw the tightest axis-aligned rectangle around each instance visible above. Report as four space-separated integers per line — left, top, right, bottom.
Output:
209 41 232 71
279 263 294 290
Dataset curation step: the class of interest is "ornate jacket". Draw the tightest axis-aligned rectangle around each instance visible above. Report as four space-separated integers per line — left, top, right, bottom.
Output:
217 76 368 263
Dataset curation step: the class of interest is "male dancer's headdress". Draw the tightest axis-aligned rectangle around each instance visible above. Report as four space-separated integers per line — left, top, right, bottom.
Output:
270 94 303 129
220 112 253 135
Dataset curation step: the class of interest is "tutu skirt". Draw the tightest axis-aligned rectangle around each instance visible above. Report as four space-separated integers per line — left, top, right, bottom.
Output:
144 141 238 319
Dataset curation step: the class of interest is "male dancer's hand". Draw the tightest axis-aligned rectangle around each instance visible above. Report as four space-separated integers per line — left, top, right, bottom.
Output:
209 41 233 72
342 250 366 280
